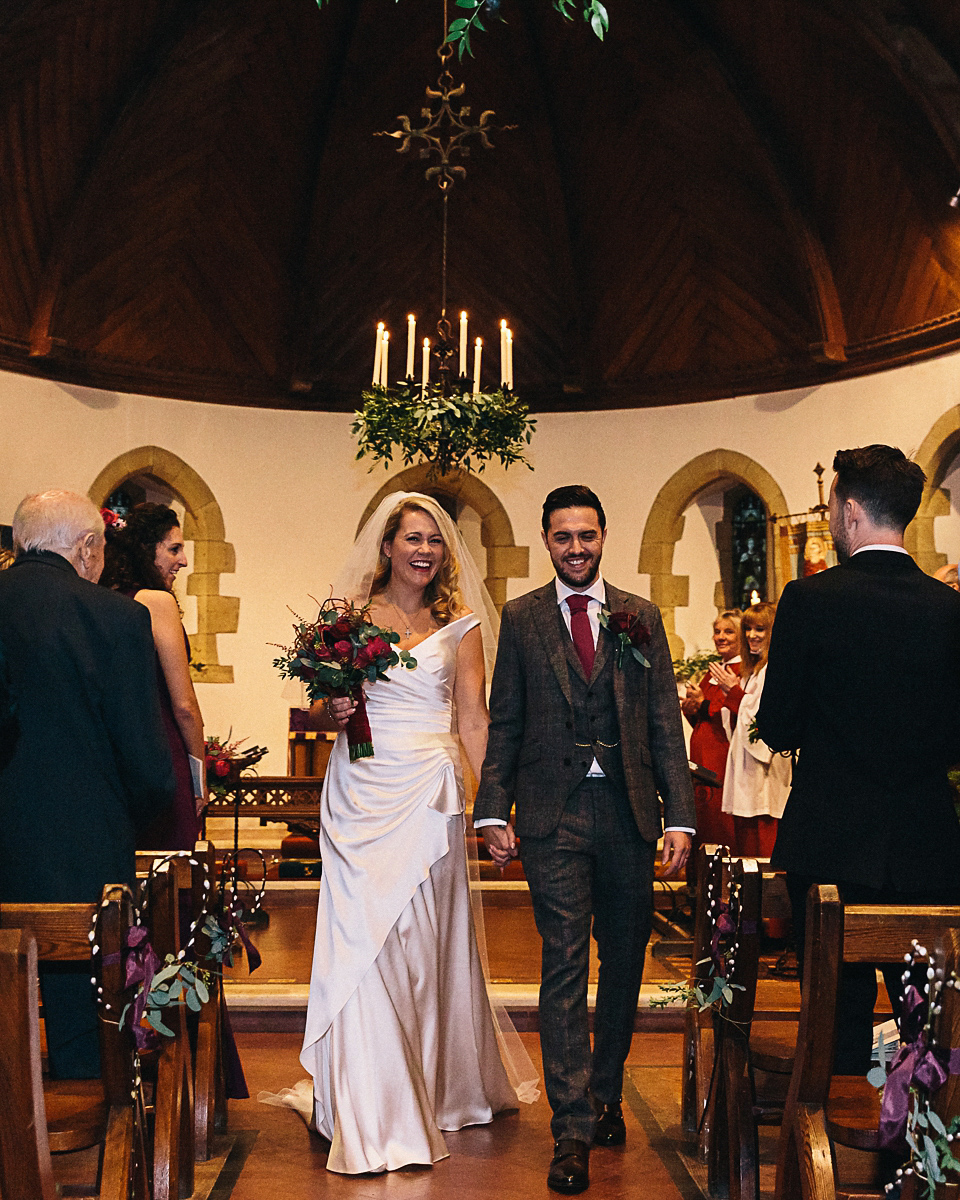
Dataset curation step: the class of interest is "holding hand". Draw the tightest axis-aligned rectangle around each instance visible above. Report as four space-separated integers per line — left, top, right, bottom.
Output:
328 694 357 730
708 661 738 693
481 824 518 871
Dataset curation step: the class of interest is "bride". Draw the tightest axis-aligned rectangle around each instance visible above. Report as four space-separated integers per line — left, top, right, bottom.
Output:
260 492 538 1173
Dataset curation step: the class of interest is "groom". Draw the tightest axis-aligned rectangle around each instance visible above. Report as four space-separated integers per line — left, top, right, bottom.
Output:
475 485 695 1194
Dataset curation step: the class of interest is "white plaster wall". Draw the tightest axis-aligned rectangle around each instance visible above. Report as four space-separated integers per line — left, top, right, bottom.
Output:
2 348 959 775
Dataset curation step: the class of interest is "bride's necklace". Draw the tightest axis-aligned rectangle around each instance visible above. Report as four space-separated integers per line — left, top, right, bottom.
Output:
385 598 421 639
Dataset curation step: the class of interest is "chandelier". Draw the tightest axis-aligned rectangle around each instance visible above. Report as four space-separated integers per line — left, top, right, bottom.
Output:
368 3 517 396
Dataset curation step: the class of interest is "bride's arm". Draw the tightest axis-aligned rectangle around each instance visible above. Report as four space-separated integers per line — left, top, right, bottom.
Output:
453 625 489 780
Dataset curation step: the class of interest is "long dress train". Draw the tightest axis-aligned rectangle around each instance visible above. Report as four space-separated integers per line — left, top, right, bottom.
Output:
260 614 538 1173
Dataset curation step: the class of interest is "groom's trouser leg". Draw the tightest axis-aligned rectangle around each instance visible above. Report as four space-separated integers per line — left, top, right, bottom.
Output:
590 796 655 1107
522 778 653 1142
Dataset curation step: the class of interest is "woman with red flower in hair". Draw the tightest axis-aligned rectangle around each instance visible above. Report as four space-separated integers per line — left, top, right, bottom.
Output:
99 502 205 850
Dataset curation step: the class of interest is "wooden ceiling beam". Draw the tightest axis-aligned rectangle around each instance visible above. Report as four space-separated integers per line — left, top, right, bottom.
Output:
27 0 210 360
675 0 848 364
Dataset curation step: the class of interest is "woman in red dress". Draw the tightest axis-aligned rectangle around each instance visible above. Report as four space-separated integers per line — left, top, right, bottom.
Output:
681 610 741 862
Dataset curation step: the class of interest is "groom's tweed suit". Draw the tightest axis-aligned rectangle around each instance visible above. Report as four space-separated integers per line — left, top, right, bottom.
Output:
475 580 695 1140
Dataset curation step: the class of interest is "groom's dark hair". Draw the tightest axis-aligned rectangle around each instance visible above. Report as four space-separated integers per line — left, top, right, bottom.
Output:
542 485 606 532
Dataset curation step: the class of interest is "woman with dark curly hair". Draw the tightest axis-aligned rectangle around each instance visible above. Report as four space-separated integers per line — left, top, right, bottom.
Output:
100 502 205 849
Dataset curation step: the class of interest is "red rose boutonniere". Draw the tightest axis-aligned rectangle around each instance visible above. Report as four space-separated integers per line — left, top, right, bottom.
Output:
598 608 651 669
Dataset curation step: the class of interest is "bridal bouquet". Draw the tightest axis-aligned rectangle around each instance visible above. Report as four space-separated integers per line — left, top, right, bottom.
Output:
272 598 416 761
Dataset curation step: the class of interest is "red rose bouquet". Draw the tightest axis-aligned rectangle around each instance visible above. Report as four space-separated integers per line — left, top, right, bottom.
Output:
598 608 652 669
272 598 416 761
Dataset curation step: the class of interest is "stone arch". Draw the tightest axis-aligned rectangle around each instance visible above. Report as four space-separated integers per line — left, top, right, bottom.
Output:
906 406 960 573
638 449 789 658
88 446 238 683
360 467 528 612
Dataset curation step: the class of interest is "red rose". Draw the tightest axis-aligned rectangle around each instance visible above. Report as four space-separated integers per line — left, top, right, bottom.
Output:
354 646 375 669
214 759 231 777
607 612 632 635
204 754 214 768
313 644 334 661
333 618 353 635
334 640 353 660
366 636 390 659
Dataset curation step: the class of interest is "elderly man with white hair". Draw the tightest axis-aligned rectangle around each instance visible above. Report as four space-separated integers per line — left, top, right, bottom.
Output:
0 489 174 1078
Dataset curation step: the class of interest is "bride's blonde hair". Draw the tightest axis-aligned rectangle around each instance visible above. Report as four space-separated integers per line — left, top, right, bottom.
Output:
370 499 464 626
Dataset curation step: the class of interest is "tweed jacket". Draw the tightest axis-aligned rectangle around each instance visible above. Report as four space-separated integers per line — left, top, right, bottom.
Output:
474 580 695 842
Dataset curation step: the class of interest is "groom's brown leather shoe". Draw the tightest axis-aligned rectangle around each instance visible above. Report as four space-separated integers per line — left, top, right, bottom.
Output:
547 1138 590 1194
593 1100 626 1146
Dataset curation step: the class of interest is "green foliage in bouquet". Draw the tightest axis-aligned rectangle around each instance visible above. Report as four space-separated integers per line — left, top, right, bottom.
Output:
352 381 536 479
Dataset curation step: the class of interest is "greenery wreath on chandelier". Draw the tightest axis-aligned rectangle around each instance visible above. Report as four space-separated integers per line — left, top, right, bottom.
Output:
352 380 536 479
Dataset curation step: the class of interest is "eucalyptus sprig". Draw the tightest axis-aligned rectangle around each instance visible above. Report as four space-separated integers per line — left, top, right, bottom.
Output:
121 955 211 1039
352 380 535 479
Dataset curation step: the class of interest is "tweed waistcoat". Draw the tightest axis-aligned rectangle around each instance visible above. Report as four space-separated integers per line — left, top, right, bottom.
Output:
566 648 627 793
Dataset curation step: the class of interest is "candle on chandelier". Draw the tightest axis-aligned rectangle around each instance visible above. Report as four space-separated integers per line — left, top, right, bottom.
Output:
406 314 416 379
373 321 385 385
459 311 468 378
473 337 483 394
499 319 508 386
505 327 513 389
380 330 389 387
421 337 431 395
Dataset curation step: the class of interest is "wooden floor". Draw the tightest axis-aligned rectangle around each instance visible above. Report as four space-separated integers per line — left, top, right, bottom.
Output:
220 1030 706 1200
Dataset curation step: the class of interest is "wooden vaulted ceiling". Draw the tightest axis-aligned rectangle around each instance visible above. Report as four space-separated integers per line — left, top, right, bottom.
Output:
3 0 960 412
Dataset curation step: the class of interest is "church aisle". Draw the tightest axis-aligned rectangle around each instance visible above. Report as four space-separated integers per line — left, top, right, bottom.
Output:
222 1031 701 1200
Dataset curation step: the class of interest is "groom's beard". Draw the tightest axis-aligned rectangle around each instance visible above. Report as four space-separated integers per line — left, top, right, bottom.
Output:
554 554 602 589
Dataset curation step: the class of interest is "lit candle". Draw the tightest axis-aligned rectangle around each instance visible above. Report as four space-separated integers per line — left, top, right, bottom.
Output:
373 321 385 385
459 311 468 377
406 314 416 379
500 319 507 386
421 337 431 395
473 336 483 394
506 327 513 389
380 330 389 387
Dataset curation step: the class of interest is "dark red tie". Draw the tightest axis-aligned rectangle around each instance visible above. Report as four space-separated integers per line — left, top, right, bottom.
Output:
566 594 595 675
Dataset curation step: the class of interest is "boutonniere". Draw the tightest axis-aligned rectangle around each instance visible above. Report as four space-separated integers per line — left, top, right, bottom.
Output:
598 608 651 669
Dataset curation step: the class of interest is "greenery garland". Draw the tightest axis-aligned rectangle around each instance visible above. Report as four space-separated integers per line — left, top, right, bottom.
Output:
353 381 535 478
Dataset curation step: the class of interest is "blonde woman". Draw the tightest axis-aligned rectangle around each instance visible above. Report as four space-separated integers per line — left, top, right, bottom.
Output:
261 493 537 1174
713 602 791 857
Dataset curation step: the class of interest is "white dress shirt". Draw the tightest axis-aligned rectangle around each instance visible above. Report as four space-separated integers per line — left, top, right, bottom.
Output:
475 573 693 836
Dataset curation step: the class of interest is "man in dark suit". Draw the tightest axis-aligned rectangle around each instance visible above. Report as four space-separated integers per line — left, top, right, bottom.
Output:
756 445 960 1072
0 490 175 1077
475 485 695 1194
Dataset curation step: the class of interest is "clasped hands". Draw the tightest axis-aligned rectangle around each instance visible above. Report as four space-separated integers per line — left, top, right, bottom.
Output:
481 824 692 877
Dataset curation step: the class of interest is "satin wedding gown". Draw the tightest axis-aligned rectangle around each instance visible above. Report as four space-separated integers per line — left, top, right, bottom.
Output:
260 613 538 1173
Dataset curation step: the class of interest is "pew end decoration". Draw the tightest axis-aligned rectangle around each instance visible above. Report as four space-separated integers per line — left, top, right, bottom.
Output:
867 938 960 1200
272 597 416 761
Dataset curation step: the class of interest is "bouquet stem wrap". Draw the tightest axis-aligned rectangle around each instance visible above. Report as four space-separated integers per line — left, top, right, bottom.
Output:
345 691 374 762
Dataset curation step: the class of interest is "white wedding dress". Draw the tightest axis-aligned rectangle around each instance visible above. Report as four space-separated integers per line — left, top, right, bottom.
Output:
260 614 538 1173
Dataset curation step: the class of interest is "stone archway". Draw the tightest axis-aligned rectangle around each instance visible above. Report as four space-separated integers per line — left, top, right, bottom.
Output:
360 467 528 612
88 447 238 683
638 449 789 658
906 406 960 574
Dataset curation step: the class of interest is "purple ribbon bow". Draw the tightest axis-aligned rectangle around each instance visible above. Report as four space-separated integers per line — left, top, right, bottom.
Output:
122 925 162 1051
878 984 960 1148
222 902 262 974
710 902 736 976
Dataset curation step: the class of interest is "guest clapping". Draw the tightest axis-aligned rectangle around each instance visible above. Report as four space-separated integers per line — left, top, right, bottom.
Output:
716 602 791 858
100 503 205 850
681 610 741 856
